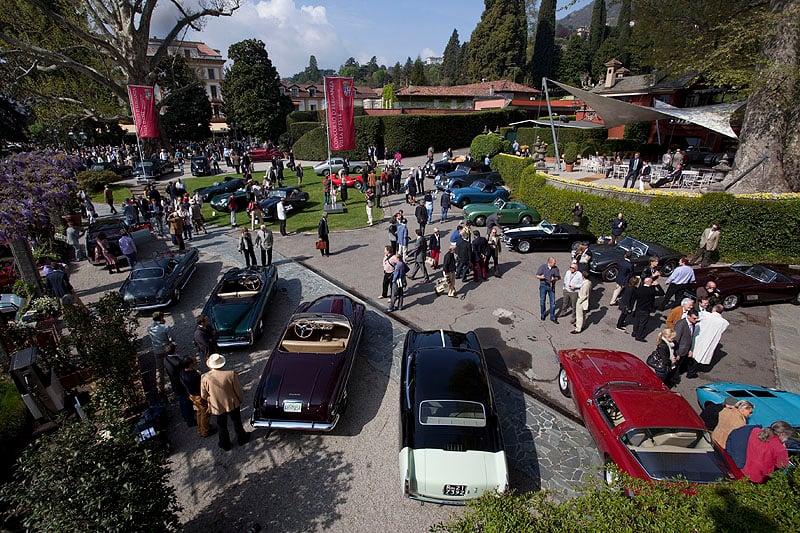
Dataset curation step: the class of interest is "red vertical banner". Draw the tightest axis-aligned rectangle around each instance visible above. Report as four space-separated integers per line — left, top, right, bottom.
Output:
127 85 160 138
325 77 355 151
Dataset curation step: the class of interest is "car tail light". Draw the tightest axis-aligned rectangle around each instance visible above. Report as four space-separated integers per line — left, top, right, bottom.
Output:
404 471 410 497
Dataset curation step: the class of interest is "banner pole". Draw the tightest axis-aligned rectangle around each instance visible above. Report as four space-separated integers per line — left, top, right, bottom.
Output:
324 77 332 176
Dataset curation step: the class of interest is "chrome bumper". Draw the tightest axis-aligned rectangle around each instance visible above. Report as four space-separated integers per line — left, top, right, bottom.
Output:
131 299 172 311
250 415 339 432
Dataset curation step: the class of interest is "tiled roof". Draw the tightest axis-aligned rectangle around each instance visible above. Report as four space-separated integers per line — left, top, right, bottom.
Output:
280 81 381 98
395 80 539 97
593 71 697 95
147 39 222 58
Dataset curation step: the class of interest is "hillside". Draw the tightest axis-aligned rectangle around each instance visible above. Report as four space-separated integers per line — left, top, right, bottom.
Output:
557 0 620 29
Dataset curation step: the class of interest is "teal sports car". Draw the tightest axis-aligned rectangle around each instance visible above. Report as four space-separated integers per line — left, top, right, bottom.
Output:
202 265 278 348
449 180 509 208
463 198 541 227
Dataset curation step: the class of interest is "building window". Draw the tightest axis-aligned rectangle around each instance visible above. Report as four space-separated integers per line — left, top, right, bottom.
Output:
212 104 220 118
310 103 317 111
309 87 316 97
207 68 216 80
451 99 457 109
433 99 440 109
184 49 191 58
280 87 285 96
291 88 299 97
210 85 218 99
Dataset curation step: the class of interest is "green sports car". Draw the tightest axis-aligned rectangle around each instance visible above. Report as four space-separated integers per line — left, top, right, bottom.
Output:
463 198 541 227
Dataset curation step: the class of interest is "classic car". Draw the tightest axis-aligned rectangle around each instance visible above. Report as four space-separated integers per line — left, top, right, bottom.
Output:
258 187 309 219
502 220 595 253
330 173 365 190
190 156 214 176
201 265 278 347
119 249 199 311
400 329 508 504
693 262 800 310
435 172 502 191
463 198 541 227
589 236 682 282
696 382 800 455
85 215 151 266
209 190 249 212
133 159 173 183
557 348 742 484
449 181 510 208
193 177 245 202
89 161 133 178
247 146 283 163
251 294 366 431
313 158 367 176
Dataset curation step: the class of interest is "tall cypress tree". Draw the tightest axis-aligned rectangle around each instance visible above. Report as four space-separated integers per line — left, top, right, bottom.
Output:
530 0 556 85
616 0 632 65
411 57 427 86
466 0 527 82
441 29 462 85
588 0 607 56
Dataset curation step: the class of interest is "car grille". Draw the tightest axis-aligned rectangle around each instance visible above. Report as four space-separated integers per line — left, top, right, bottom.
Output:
444 443 465 452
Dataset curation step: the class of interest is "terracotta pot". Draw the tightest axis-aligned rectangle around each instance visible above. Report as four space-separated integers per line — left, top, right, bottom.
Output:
565 163 575 172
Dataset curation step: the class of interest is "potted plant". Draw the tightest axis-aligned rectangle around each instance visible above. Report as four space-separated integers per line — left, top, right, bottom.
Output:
563 142 579 172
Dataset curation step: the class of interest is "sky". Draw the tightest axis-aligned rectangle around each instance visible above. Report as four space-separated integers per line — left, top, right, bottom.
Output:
150 0 592 79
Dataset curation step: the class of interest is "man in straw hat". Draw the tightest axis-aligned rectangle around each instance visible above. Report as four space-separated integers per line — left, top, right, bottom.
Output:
201 353 249 451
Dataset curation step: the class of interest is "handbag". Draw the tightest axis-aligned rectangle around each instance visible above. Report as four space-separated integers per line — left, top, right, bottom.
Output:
425 256 435 268
646 350 667 373
315 239 326 250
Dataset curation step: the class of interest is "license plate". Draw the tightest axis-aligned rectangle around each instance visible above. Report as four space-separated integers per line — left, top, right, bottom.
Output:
443 484 467 497
283 400 302 413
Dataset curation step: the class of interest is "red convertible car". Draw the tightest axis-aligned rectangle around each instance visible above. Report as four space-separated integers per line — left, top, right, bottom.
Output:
247 146 283 163
250 294 365 432
330 174 365 190
693 261 800 310
557 348 742 485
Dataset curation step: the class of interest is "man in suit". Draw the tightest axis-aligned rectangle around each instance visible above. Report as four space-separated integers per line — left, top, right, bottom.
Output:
408 229 430 282
632 276 663 342
623 152 642 188
673 309 699 383
201 353 249 451
689 223 721 267
317 212 330 257
609 251 635 305
571 270 593 334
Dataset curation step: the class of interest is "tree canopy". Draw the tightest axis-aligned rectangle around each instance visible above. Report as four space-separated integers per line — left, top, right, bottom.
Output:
588 0 607 56
530 0 557 84
467 0 528 82
221 39 294 142
441 30 464 86
156 55 212 142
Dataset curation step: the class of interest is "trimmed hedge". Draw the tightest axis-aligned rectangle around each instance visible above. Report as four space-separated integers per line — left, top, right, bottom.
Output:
292 109 529 160
288 121 321 145
76 169 123 193
286 110 321 127
497 154 800 263
471 133 510 160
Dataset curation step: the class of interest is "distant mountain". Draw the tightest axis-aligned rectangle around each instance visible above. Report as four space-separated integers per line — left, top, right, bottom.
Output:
557 0 620 30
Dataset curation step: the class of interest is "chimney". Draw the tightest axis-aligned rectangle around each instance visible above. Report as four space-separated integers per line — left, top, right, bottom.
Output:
604 58 623 89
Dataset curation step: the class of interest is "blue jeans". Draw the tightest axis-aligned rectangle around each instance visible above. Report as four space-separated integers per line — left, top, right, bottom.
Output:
539 284 556 320
440 206 449 222
426 205 433 223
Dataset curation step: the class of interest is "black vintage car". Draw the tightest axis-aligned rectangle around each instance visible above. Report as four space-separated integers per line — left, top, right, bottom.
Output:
85 215 126 265
399 329 508 504
192 177 245 202
133 159 174 184
251 294 366 432
502 220 595 254
89 161 133 178
119 249 199 311
190 156 213 176
589 236 682 282
201 265 278 348
259 187 309 219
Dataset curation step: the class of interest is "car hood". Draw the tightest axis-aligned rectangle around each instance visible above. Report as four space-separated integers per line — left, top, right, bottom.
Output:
588 244 622 261
207 302 255 337
408 448 507 500
262 352 344 410
463 203 497 215
502 225 543 237
120 278 164 298
695 267 750 285
629 447 738 483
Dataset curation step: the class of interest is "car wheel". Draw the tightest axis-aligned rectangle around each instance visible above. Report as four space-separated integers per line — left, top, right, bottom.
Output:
474 215 486 227
722 294 741 310
659 260 677 277
604 459 618 486
322 169 330 176
520 215 532 225
353 166 363 173
255 319 264 339
793 292 800 306
558 366 571 398
460 197 470 207
517 239 532 253
602 265 619 282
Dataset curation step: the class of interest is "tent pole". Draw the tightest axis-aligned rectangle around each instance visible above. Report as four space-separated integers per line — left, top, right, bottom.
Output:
543 78 561 171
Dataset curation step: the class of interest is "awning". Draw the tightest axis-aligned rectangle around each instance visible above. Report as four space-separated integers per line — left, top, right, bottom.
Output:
509 119 604 129
550 80 669 128
652 99 745 139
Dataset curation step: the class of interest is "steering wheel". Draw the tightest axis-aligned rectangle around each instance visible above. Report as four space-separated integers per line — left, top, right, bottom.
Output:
242 275 262 291
294 320 314 339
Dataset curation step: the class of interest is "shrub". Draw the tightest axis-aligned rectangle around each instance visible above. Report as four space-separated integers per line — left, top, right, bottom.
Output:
491 155 535 190
0 377 31 478
76 169 122 193
563 142 579 165
471 133 507 160
288 120 322 145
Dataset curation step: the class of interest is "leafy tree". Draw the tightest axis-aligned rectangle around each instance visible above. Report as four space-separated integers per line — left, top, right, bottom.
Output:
338 57 360 79
555 33 591 87
591 28 622 82
382 84 396 109
293 55 322 84
633 0 799 193
441 29 463 85
458 42 471 85
467 0 527 82
222 39 294 142
616 0 633 66
588 0 607 56
402 57 414 86
530 0 557 84
525 0 539 62
0 93 31 143
371 68 388 87
411 57 427 86
0 0 241 129
390 61 403 85
156 55 211 142
2 411 181 532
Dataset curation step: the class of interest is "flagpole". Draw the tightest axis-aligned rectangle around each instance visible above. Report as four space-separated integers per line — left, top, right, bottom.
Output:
324 77 332 178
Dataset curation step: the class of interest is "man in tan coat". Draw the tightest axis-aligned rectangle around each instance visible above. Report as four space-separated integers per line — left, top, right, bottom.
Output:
571 270 593 334
200 353 250 451
690 223 720 267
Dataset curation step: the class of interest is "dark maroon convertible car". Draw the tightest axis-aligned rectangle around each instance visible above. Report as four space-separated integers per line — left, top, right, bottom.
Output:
694 261 800 310
250 294 366 431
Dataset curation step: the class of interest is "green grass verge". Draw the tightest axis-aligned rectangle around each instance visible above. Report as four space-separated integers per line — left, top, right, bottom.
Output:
91 168 372 232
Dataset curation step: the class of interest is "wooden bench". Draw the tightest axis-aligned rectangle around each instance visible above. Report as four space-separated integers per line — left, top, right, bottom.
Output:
280 339 346 354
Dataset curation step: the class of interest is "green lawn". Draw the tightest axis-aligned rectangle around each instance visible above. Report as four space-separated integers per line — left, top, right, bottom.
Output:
92 167 373 232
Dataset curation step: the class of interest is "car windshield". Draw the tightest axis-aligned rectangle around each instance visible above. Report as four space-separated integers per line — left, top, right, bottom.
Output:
419 400 486 427
621 428 729 482
268 190 287 199
538 220 555 234
90 164 106 171
493 198 505 209
743 264 777 283
130 267 163 280
618 236 649 257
